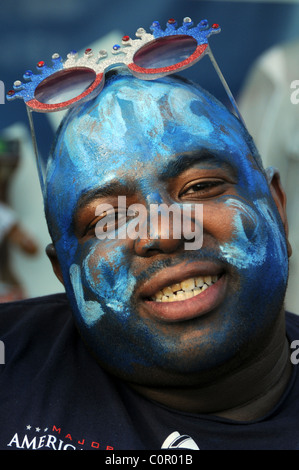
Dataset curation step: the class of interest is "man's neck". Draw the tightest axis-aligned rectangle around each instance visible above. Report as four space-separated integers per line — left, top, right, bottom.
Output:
129 317 292 421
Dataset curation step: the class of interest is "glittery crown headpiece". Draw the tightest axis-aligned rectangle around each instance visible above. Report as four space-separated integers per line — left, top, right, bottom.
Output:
7 18 226 113
7 17 245 192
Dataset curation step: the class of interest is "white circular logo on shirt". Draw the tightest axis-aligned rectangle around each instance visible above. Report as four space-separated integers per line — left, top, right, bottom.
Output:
161 431 199 450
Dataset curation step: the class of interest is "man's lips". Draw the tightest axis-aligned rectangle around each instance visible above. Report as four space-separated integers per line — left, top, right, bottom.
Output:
139 261 227 323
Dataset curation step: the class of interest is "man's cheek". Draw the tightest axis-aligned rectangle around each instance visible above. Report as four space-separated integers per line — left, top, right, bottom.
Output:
226 199 260 247
83 243 137 310
219 197 288 277
202 198 256 246
217 198 265 270
67 240 137 329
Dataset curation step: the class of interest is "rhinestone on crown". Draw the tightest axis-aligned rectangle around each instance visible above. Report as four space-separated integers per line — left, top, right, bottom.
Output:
150 18 220 43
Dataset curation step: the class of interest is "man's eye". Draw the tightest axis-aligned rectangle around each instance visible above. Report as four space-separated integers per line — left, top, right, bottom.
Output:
86 209 137 235
87 211 121 234
181 180 225 197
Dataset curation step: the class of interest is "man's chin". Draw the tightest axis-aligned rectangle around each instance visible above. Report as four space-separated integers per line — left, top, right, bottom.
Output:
75 313 249 388
68 271 286 388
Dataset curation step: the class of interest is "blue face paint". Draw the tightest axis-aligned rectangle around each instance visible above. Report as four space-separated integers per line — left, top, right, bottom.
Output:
218 196 288 334
45 72 289 382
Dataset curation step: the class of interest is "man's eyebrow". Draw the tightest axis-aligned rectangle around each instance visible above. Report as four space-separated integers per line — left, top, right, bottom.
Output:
160 150 236 179
75 180 133 212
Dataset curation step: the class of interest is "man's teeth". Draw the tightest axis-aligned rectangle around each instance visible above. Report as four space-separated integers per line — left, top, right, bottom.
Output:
151 275 220 302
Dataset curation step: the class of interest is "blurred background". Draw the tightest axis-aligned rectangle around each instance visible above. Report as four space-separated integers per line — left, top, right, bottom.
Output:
0 0 298 313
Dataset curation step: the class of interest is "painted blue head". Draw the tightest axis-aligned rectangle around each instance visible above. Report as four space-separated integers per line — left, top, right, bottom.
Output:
45 69 291 386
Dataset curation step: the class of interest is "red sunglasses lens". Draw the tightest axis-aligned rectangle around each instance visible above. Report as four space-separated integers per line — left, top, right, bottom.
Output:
34 67 96 104
133 35 197 69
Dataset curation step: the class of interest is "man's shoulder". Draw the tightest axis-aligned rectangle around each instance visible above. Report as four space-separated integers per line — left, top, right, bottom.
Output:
0 293 80 375
0 292 69 312
0 292 72 332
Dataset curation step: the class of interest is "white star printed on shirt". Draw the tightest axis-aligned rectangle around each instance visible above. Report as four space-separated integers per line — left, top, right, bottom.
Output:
35 427 41 432
26 425 31 430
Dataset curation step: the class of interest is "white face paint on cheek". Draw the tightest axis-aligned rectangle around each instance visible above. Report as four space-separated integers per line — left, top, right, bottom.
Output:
69 263 105 326
219 198 263 269
219 198 287 271
70 244 138 327
254 198 289 273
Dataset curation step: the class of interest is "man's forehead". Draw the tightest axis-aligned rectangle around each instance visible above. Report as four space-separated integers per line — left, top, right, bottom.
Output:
50 73 245 174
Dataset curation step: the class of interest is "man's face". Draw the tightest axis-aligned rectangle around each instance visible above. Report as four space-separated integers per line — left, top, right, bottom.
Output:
46 75 289 386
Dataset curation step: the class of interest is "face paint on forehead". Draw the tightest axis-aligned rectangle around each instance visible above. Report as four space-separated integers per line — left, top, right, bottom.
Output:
57 80 218 169
46 75 259 206
50 73 254 171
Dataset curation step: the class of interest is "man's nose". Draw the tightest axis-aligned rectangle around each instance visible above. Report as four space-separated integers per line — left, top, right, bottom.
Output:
133 194 185 257
133 230 184 257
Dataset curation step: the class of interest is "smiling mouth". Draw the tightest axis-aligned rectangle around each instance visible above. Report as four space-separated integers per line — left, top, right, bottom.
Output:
141 262 227 322
150 275 220 302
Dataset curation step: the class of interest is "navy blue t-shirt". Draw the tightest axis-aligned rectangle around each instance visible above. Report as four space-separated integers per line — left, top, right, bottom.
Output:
0 293 299 450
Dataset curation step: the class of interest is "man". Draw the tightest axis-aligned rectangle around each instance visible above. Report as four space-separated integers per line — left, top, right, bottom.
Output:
0 69 297 450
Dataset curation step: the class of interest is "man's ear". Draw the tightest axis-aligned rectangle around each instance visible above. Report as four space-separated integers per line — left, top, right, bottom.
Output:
45 243 64 285
265 167 292 258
